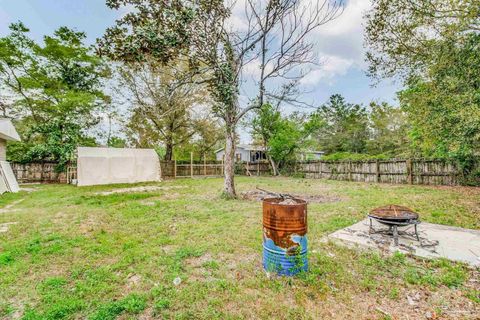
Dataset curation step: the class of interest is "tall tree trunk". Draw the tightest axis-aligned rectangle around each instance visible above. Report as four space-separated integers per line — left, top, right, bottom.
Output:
164 140 173 161
267 154 278 176
223 122 236 198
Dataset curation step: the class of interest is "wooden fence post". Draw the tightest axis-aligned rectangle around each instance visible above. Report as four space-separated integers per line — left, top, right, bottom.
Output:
174 158 177 179
257 162 260 176
204 154 207 176
349 161 353 181
407 159 413 184
376 159 380 183
221 156 224 177
190 152 193 178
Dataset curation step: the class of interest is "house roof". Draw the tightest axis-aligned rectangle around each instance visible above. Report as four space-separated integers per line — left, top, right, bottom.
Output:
238 144 265 151
214 144 265 154
0 118 21 142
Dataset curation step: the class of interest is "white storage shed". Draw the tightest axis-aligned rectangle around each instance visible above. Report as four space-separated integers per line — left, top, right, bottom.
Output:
0 118 21 193
76 147 161 187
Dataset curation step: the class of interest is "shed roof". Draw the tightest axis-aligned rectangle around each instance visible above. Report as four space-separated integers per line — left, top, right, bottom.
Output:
0 118 20 142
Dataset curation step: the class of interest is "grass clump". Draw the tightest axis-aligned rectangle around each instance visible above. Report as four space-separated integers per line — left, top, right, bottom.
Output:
89 294 147 320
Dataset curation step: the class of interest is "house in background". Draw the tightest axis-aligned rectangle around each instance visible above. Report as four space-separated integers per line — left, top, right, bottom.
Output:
215 144 267 163
215 144 324 163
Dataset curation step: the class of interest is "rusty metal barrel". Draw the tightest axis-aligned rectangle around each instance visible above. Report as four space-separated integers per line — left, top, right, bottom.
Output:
262 197 308 276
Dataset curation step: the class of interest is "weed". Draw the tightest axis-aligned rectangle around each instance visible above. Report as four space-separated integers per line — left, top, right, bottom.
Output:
0 252 13 265
89 294 146 320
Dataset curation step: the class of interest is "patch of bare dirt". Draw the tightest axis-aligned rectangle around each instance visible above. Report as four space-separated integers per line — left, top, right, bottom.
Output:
161 192 181 200
240 189 342 204
139 201 156 206
0 221 18 233
95 185 186 196
232 284 476 320
217 252 262 281
19 187 38 192
138 192 182 206
430 184 480 195
78 215 111 235
184 252 261 283
289 283 480 320
185 253 216 282
138 308 155 320
160 244 178 254
52 211 72 224
7 300 24 319
185 253 214 268
0 199 24 214
125 273 142 289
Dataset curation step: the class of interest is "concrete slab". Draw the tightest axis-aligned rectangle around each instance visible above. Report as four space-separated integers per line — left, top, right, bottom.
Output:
328 219 480 267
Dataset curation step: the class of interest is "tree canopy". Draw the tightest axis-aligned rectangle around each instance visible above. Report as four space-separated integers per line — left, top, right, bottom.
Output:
315 94 369 154
365 0 479 81
399 33 480 159
118 58 210 160
0 23 110 168
365 0 480 168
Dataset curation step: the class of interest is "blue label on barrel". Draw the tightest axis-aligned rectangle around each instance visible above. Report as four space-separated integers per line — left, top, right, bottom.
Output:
263 234 308 276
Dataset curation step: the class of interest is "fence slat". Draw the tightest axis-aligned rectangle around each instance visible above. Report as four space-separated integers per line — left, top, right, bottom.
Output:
12 158 477 186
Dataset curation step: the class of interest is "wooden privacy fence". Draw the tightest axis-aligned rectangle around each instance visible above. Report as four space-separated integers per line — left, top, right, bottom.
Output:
235 161 271 176
292 159 467 186
11 162 68 184
12 158 476 186
11 160 224 183
160 160 224 179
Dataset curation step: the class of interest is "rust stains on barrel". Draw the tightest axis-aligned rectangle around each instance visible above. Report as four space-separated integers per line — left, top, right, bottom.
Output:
263 198 307 250
262 197 308 275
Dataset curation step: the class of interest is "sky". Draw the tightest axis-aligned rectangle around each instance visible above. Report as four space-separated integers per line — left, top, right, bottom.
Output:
0 0 401 143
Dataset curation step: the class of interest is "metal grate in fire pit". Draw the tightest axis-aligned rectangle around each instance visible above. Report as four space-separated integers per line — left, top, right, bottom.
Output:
369 205 419 221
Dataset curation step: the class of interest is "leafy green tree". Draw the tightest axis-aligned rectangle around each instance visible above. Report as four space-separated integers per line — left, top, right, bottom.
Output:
252 104 283 174
190 117 225 159
0 23 109 169
118 59 208 160
399 33 480 160
365 0 479 81
125 106 224 161
316 94 369 154
107 136 126 148
125 109 162 149
252 104 322 174
367 102 409 157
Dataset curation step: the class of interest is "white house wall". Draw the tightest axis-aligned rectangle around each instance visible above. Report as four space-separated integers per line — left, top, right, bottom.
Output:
215 148 251 162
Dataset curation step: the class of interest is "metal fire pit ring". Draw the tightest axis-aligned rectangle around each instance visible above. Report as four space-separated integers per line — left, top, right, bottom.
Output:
368 205 421 246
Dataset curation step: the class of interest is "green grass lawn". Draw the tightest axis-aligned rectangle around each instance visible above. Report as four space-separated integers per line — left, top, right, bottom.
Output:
0 177 479 319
